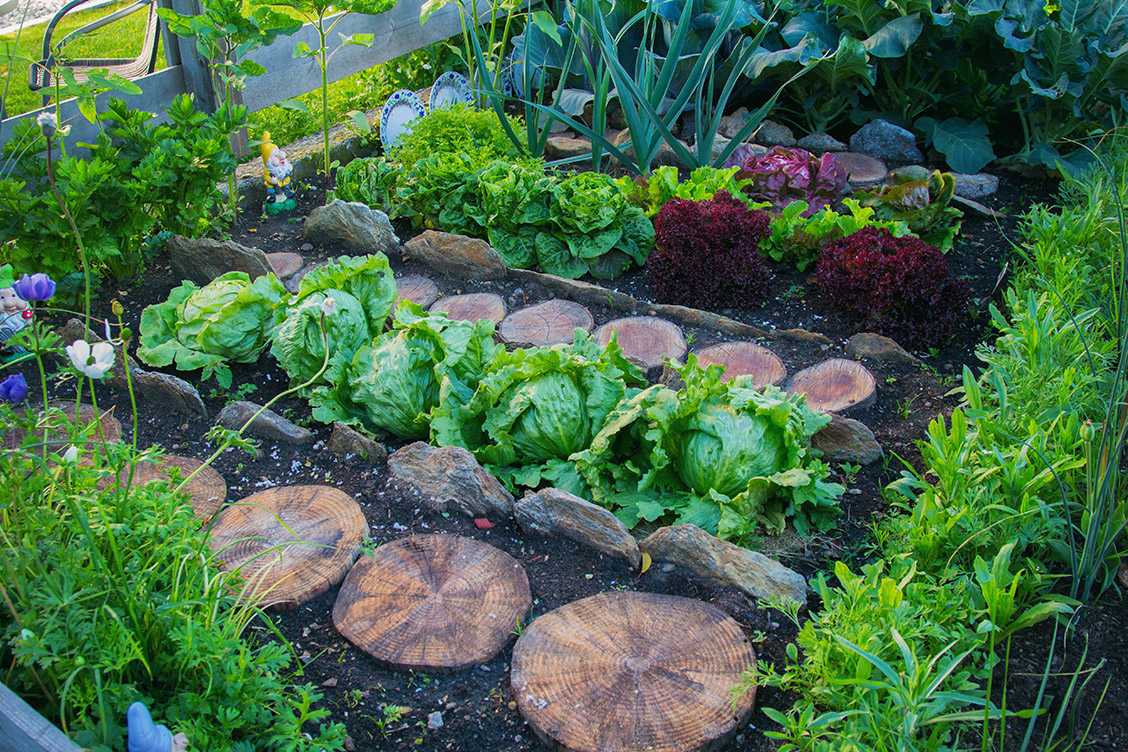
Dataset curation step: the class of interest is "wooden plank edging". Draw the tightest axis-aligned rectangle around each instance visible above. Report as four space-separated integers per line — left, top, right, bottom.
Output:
0 682 84 752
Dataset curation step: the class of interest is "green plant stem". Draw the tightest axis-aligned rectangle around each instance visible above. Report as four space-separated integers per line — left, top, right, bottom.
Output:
320 14 330 186
43 135 91 331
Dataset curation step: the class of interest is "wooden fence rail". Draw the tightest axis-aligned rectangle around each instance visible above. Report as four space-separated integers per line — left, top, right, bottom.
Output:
0 0 471 153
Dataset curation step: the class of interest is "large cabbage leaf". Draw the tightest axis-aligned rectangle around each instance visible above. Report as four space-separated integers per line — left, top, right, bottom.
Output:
575 357 844 541
430 330 646 493
271 290 369 388
294 254 397 334
138 271 288 383
315 305 499 440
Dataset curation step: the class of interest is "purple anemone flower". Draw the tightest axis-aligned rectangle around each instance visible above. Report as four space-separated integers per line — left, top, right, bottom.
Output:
13 273 56 302
0 373 29 404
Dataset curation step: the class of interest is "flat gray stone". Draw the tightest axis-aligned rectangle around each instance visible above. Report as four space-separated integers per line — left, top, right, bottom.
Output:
811 415 883 466
779 328 832 345
303 200 399 255
403 230 508 281
267 252 304 279
796 132 846 153
752 119 796 147
847 332 919 364
545 136 592 160
167 236 273 287
612 129 686 169
216 401 314 445
952 172 999 200
132 371 208 420
850 119 923 165
327 422 387 462
515 488 641 569
640 524 807 605
952 194 1006 219
835 152 888 188
387 441 513 519
716 107 749 139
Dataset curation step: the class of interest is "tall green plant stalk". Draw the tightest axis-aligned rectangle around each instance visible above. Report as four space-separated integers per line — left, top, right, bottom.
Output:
41 116 91 330
258 0 394 196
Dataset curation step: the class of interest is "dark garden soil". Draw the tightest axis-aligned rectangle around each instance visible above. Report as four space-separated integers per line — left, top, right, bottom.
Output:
17 167 1127 751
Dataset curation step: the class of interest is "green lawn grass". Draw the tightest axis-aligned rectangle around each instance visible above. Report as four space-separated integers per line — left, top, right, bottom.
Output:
1 0 164 116
0 0 458 152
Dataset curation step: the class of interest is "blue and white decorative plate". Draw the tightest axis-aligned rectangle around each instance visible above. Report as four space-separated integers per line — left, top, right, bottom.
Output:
429 71 475 111
380 89 426 149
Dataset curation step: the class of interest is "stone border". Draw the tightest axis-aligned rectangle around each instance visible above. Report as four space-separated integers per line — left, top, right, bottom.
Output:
509 268 829 344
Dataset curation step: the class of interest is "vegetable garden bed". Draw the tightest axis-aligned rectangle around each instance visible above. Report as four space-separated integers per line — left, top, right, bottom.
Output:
4 160 1124 751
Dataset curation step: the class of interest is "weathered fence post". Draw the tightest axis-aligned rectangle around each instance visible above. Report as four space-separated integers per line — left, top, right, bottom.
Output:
166 0 219 113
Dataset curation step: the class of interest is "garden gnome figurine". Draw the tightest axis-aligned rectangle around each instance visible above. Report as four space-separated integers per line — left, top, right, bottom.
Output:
127 702 189 752
0 265 31 358
261 131 297 214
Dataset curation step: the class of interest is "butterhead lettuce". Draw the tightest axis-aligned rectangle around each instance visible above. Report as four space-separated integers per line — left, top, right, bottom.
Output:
310 304 498 439
138 271 287 385
575 357 843 541
430 330 646 493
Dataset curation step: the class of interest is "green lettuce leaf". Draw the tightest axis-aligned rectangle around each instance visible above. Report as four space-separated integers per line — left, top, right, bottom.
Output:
344 304 499 440
430 330 646 490
271 289 370 388
137 271 288 375
575 356 844 541
294 254 397 335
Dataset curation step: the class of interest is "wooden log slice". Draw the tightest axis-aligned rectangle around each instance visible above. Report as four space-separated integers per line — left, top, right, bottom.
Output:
786 358 876 413
2 401 121 452
593 317 687 370
267 252 304 279
511 591 756 752
695 342 787 387
207 485 366 610
430 293 506 324
499 299 594 346
333 534 531 672
395 275 440 310
104 455 227 522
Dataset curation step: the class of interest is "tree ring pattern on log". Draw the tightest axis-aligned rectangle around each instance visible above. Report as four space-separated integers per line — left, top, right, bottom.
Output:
333 534 531 672
499 299 594 347
3 401 122 452
785 358 877 413
593 317 688 370
104 454 227 521
694 341 787 387
429 293 506 324
511 591 756 752
207 485 366 610
395 275 440 310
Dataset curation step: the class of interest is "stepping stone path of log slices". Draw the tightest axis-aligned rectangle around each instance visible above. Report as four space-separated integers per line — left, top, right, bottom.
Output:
178 266 883 750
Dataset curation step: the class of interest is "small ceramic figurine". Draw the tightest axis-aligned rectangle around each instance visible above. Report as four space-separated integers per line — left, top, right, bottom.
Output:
261 131 297 214
0 282 31 354
127 702 189 752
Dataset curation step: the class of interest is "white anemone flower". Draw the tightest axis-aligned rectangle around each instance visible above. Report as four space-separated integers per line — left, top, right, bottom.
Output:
66 339 115 379
61 445 79 464
320 296 337 317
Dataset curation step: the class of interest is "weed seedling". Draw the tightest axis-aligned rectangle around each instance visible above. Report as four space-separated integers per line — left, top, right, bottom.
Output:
836 462 861 484
896 393 920 419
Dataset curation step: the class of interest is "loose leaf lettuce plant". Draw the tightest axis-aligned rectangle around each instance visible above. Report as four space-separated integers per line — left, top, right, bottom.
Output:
430 330 646 493
317 304 499 439
137 271 288 388
272 254 398 389
575 357 843 542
